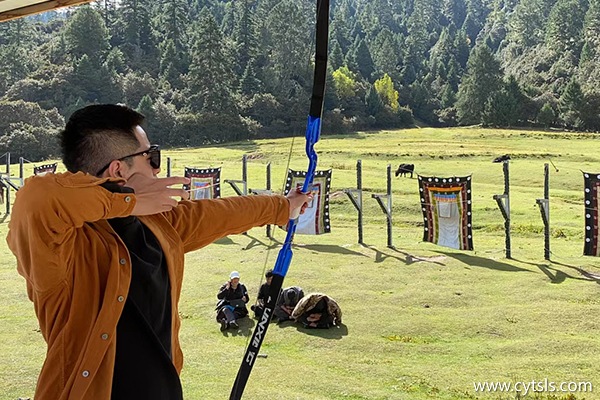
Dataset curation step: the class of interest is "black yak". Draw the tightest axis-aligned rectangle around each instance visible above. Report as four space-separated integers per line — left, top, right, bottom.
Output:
493 154 511 163
395 163 415 178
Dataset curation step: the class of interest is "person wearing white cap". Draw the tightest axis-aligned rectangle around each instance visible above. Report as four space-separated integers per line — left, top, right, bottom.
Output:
216 271 249 331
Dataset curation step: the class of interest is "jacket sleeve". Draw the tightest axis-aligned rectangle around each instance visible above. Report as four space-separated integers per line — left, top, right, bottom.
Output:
217 284 229 300
6 172 136 292
163 195 290 253
241 284 249 303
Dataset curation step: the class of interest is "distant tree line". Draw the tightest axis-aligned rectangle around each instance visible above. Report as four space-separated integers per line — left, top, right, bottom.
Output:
1 0 600 161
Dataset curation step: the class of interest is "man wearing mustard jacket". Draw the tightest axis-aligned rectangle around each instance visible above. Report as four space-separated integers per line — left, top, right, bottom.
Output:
6 104 310 400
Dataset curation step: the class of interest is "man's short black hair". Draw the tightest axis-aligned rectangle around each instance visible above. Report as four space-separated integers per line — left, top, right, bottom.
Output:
61 104 145 175
265 269 274 278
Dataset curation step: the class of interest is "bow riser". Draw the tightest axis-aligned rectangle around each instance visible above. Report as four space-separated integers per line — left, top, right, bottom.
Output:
229 1 329 398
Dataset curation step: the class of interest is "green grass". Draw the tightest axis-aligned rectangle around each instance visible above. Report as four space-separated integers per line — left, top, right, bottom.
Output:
2 127 600 399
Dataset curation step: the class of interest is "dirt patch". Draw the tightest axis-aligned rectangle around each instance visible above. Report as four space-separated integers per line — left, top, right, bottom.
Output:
330 190 346 200
246 153 265 160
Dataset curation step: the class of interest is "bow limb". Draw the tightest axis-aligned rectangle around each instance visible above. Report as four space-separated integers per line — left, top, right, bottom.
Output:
228 1 330 399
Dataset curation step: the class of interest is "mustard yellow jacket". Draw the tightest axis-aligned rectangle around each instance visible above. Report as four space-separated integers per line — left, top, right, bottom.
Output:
6 172 289 400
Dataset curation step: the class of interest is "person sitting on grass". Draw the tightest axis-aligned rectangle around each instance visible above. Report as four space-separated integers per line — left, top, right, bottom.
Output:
291 293 342 329
273 286 304 323
251 269 274 319
216 271 249 331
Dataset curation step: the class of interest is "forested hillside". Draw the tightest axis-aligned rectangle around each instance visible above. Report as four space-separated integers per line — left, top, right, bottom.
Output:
1 0 599 160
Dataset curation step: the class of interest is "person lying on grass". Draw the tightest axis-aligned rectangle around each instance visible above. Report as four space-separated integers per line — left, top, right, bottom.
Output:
291 293 342 329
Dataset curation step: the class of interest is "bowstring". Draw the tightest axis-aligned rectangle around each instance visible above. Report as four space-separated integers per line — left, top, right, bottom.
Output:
238 12 317 358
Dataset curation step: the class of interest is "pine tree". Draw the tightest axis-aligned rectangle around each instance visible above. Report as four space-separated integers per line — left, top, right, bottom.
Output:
232 0 259 77
323 68 338 112
114 0 156 71
430 26 455 69
482 88 519 127
73 54 106 102
545 0 586 55
262 0 311 99
404 0 439 82
0 45 32 93
462 0 490 45
186 9 237 115
442 0 467 27
93 0 118 33
428 26 457 97
155 0 189 55
348 39 375 81
456 44 503 125
371 28 400 81
64 6 110 64
441 83 457 108
330 40 344 71
137 94 154 122
240 62 262 97
447 56 461 91
560 78 584 128
503 75 527 123
537 102 556 127
159 39 183 88
454 29 470 69
358 0 398 39
365 84 384 116
330 0 355 54
578 0 600 90
507 0 554 48
0 19 36 93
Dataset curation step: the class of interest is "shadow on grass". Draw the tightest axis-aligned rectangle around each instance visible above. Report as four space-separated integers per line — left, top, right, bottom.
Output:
294 243 370 258
241 234 280 251
514 258 600 285
220 316 255 337
433 251 530 273
295 323 348 339
274 320 348 339
553 261 600 283
361 243 446 266
214 237 237 246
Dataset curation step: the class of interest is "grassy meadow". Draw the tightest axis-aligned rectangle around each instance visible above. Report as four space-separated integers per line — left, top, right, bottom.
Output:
1 127 600 399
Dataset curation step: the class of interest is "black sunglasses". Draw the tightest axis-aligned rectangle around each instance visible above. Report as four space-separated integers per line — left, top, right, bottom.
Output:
96 145 161 176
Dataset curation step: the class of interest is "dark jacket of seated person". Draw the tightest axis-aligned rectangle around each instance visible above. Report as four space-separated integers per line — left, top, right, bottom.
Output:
216 271 249 330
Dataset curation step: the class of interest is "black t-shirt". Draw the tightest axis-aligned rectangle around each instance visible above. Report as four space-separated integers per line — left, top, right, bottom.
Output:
257 282 270 302
104 183 182 400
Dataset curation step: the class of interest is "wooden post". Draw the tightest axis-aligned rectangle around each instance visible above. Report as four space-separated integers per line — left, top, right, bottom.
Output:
372 164 393 248
242 154 247 185
6 152 11 215
536 163 550 260
343 159 364 244
225 155 248 196
166 157 171 177
266 162 272 238
386 164 392 247
493 161 511 258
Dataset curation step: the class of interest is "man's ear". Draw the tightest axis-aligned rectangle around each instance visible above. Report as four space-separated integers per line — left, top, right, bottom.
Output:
106 160 124 178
